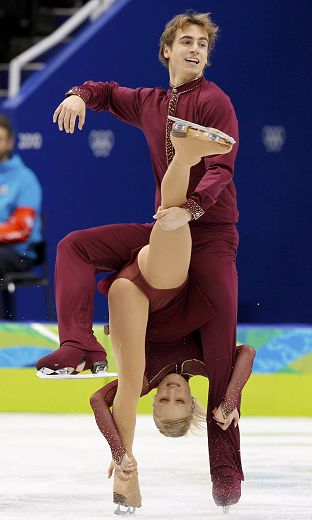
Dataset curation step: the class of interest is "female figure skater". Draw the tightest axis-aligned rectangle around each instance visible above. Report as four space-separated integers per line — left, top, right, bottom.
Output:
91 333 255 515
90 119 255 514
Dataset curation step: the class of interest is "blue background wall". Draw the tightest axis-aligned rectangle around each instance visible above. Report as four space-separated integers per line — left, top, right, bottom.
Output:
1 0 311 323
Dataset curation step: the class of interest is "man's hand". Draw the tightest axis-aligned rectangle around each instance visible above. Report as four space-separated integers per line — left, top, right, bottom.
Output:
53 95 86 133
153 206 192 231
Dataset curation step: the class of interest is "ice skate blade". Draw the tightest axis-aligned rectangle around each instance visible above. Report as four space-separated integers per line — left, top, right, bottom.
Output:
114 504 136 516
36 368 117 380
222 505 230 514
168 115 236 145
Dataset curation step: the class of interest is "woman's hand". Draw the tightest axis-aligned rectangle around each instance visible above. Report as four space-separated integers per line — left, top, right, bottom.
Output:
53 95 86 133
120 453 137 473
212 404 239 430
108 454 137 481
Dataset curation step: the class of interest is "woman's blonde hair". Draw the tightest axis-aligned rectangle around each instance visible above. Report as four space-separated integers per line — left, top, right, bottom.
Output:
153 397 206 437
159 11 219 69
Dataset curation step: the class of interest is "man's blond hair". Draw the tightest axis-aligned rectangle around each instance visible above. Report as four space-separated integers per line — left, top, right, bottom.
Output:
159 11 219 68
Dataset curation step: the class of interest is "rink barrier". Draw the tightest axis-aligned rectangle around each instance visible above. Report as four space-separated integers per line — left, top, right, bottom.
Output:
0 323 311 415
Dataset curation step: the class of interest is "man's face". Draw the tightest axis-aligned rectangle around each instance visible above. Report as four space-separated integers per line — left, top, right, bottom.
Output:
163 24 209 82
0 127 13 162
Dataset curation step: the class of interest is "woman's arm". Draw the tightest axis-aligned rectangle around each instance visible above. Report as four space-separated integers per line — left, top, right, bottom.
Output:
90 380 127 465
90 377 150 464
212 344 256 429
224 344 256 411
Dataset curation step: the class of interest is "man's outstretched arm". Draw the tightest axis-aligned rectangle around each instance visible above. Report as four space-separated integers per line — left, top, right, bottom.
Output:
53 80 152 133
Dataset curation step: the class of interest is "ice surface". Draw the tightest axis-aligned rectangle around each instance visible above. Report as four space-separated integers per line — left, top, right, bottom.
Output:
0 414 311 520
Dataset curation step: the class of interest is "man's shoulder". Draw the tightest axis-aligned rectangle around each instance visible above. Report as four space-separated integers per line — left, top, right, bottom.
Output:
117 83 167 106
113 81 166 95
139 85 167 98
201 78 232 103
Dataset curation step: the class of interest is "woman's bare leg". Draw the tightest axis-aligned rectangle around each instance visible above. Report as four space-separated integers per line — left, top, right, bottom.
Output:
108 278 149 508
138 151 196 289
108 278 149 456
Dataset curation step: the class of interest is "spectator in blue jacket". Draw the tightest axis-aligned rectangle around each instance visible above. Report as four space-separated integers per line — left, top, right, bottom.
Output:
0 114 42 316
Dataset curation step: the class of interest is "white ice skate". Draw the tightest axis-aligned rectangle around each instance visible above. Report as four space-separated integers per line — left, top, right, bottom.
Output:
223 505 230 514
114 504 136 516
168 116 236 146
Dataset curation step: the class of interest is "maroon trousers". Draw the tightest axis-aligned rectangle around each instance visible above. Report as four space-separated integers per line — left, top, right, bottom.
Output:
55 221 242 481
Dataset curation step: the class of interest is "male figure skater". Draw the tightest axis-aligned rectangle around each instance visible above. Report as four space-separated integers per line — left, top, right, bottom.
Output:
37 12 242 507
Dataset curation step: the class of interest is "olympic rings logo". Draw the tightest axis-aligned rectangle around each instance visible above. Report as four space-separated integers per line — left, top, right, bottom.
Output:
88 130 115 158
261 125 286 153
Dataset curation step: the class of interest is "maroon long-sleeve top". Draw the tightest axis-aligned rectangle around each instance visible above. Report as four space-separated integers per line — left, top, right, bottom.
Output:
68 75 239 223
90 332 207 465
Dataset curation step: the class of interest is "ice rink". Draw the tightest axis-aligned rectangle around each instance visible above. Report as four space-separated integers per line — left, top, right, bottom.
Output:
1 414 311 520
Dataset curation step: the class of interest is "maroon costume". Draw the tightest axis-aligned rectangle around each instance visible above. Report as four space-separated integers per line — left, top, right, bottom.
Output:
91 334 251 506
103 251 188 312
37 76 241 499
98 246 216 340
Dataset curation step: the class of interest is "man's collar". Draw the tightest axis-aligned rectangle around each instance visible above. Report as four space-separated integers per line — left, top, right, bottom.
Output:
169 75 204 95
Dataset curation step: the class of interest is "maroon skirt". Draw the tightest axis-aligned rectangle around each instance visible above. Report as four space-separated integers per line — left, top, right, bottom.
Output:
98 247 216 343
